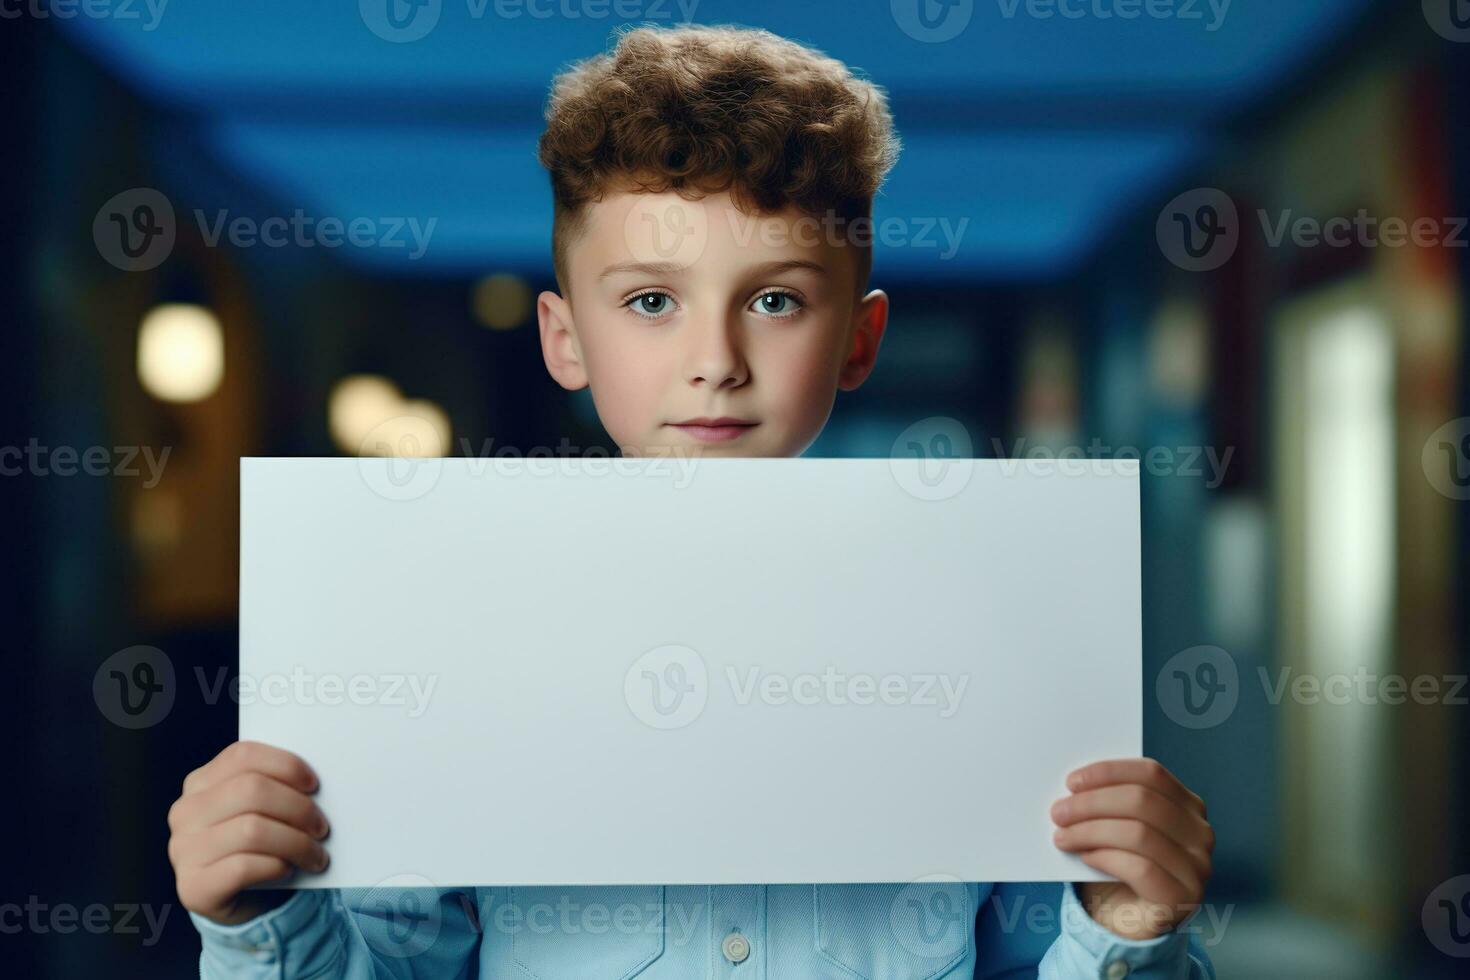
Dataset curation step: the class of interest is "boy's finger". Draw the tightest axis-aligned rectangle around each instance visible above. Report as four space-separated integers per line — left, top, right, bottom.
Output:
184 853 295 915
1075 848 1195 910
183 741 318 797
180 814 329 873
1051 785 1209 853
170 772 328 839
1053 818 1206 891
1065 758 1205 818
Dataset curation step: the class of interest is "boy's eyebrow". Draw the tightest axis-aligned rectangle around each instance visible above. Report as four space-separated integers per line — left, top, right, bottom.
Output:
598 259 829 281
598 261 689 281
743 259 829 279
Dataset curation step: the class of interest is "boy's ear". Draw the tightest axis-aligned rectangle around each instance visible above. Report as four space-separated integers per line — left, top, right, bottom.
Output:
537 290 589 391
837 288 889 392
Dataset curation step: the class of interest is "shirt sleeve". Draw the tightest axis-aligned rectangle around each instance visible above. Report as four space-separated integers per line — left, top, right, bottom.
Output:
191 887 481 979
1037 882 1216 980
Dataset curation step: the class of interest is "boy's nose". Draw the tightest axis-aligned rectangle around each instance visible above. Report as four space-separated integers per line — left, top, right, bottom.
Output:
682 316 749 389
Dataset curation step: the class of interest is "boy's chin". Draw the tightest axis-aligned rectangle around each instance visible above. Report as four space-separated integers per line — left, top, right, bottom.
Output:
617 431 798 459
620 443 775 459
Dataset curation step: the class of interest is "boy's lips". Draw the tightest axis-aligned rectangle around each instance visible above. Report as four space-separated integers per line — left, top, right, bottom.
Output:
665 418 758 443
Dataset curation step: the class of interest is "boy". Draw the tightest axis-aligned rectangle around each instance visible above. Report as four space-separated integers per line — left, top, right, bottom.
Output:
171 25 1215 978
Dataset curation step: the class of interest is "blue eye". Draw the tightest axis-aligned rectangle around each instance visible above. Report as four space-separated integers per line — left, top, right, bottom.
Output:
752 290 802 318
625 291 674 318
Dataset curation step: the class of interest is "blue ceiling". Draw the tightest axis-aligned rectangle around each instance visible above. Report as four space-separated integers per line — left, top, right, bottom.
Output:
59 0 1377 280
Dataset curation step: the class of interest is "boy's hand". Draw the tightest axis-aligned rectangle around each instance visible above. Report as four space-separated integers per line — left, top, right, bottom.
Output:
167 741 331 926
1051 758 1213 940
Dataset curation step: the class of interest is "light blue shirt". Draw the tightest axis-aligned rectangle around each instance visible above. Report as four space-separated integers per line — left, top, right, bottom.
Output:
192 881 1214 978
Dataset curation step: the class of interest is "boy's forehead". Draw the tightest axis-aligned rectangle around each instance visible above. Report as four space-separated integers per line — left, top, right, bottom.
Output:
571 188 853 287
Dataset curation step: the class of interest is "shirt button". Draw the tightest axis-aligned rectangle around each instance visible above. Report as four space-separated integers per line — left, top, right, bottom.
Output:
721 932 750 964
1105 961 1130 980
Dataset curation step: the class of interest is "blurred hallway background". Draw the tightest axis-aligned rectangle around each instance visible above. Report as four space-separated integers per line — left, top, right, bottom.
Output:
1 2 1467 976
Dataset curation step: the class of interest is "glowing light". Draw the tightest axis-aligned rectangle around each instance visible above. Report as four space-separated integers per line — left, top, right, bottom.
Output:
328 375 402 453
137 304 224 403
358 400 452 458
472 273 532 330
328 375 451 456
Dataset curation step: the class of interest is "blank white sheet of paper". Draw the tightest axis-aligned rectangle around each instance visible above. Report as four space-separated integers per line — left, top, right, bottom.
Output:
239 456 1140 889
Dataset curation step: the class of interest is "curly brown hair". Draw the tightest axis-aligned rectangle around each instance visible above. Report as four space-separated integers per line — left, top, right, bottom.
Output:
538 24 900 294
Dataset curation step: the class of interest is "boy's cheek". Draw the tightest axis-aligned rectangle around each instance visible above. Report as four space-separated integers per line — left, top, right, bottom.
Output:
769 360 843 438
593 389 660 450
581 346 667 434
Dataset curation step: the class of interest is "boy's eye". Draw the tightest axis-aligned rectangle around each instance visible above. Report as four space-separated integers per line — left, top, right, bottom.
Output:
625 291 676 319
751 290 802 318
623 289 802 320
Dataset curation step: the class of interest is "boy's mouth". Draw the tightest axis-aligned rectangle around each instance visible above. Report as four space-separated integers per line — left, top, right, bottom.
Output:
666 417 759 443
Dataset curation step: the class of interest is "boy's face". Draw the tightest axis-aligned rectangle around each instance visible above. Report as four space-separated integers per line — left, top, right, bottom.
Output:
537 189 888 458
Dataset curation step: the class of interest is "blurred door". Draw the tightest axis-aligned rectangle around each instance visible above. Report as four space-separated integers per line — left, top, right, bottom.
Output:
1272 278 1396 933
